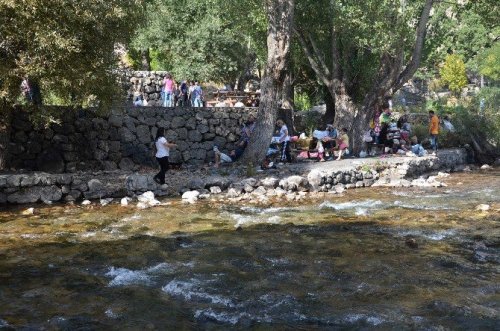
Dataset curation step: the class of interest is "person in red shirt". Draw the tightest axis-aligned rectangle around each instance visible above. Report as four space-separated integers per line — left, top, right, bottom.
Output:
428 110 439 153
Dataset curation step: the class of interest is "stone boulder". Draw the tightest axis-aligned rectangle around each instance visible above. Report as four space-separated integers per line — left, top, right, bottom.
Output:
40 186 62 203
279 175 308 191
260 177 279 189
307 170 323 191
7 187 42 204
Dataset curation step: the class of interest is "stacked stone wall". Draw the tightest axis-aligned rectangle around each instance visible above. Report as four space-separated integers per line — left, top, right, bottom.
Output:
7 106 260 172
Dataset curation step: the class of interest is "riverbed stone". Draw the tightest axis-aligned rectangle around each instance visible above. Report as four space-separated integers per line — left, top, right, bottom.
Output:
7 187 42 204
40 186 63 203
210 186 222 194
279 175 307 191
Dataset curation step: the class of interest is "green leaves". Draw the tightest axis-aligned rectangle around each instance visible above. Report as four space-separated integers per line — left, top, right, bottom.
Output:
0 0 144 106
130 0 266 83
439 54 468 94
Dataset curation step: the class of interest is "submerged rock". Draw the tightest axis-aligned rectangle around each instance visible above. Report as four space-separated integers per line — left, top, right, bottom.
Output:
475 204 490 212
21 207 35 215
182 190 200 204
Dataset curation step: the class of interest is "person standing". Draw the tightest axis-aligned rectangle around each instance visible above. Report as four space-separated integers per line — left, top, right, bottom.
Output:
153 128 177 185
178 80 189 107
162 74 176 107
428 110 439 154
192 81 203 107
276 119 291 163
336 128 349 160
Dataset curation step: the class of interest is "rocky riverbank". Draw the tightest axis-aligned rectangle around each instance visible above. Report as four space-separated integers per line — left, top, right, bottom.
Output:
0 148 480 206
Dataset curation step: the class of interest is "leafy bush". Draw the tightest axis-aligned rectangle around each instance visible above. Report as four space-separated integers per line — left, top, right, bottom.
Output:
294 92 312 111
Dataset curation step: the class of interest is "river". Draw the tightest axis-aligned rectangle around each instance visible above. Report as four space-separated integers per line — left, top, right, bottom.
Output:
0 170 498 329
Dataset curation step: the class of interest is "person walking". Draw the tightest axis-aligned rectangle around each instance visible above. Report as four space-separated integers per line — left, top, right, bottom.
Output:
153 128 177 185
428 110 439 154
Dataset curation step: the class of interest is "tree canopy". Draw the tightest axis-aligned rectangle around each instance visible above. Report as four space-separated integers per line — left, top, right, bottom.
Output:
0 0 143 106
130 0 267 84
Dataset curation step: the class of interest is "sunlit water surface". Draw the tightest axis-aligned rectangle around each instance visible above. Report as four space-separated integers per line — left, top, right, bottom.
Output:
0 170 498 329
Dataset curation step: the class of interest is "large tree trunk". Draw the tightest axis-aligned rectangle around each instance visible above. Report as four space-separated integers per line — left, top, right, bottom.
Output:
281 69 294 110
321 85 335 124
242 0 295 164
0 105 12 170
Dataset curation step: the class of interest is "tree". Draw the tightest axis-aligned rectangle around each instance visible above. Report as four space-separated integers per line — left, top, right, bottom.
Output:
0 0 143 170
131 0 267 84
478 42 500 81
242 0 295 164
294 0 436 152
0 0 143 105
440 54 468 94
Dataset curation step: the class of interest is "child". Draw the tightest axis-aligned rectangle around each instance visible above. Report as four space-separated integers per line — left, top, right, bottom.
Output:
336 128 349 160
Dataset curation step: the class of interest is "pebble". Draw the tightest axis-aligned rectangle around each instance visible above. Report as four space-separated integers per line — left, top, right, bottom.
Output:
81 200 91 205
480 164 491 169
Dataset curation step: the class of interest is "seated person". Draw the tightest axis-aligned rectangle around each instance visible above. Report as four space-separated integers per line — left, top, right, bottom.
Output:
410 136 427 157
215 98 227 107
240 115 256 146
234 100 245 107
442 115 455 132
213 144 246 167
336 128 349 160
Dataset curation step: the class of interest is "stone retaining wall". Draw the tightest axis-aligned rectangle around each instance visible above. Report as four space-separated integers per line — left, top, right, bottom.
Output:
8 106 264 172
0 149 469 205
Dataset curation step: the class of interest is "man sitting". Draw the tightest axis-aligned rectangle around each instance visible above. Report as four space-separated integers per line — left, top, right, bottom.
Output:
213 144 245 167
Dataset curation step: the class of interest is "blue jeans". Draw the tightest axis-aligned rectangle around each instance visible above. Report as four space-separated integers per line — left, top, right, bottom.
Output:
193 97 202 107
163 91 173 107
430 134 438 151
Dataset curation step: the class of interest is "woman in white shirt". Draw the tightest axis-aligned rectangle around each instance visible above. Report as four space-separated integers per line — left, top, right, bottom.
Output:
276 119 292 163
153 128 177 185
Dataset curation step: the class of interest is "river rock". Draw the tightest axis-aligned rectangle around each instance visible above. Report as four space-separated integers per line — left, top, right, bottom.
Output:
210 186 222 194
475 204 490 212
121 197 132 206
260 177 279 189
84 179 105 199
243 184 254 193
138 191 160 206
251 186 267 197
40 186 62 203
279 175 307 191
227 188 241 198
7 187 42 204
480 164 491 170
21 207 35 215
307 170 323 191
188 178 205 190
182 190 200 204
82 200 91 205
241 178 258 188
100 198 113 206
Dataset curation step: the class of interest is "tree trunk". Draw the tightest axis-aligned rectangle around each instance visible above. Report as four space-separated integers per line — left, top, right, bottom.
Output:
321 85 335 124
242 0 295 164
0 105 12 170
281 69 294 110
140 48 151 71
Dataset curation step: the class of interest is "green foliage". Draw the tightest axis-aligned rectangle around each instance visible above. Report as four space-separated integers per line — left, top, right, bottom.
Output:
439 54 468 94
131 0 266 83
477 86 500 111
0 0 144 107
294 92 312 111
478 43 500 81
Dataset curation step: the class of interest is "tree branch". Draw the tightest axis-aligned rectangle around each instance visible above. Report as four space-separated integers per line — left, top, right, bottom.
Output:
394 0 434 90
294 28 332 87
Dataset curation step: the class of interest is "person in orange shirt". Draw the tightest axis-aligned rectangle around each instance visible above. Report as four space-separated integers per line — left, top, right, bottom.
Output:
428 110 439 153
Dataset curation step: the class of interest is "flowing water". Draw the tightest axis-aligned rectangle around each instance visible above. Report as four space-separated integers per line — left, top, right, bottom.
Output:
0 171 499 330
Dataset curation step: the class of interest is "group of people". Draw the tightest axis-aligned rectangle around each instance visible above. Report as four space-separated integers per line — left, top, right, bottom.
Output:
365 101 454 157
308 125 350 161
134 74 204 108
